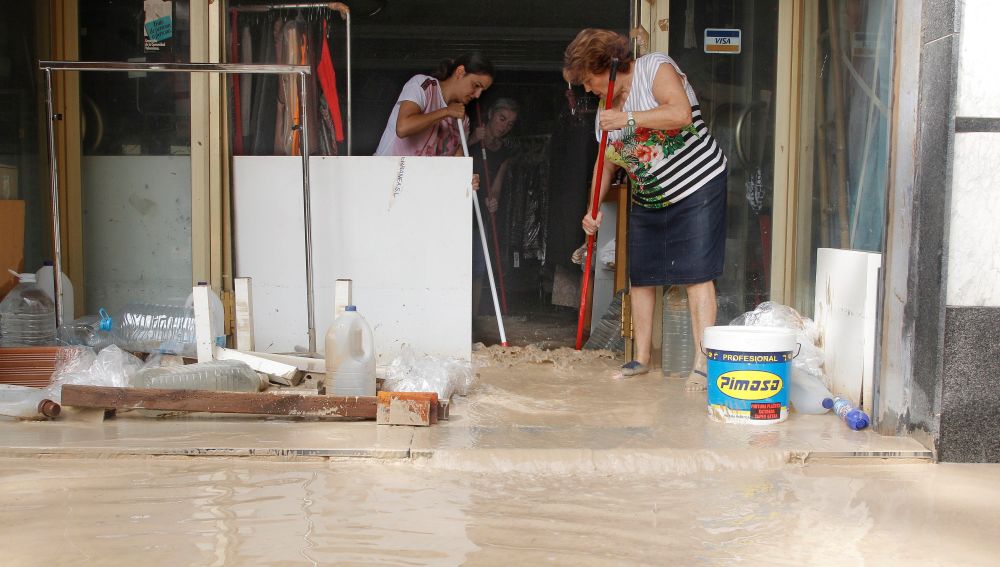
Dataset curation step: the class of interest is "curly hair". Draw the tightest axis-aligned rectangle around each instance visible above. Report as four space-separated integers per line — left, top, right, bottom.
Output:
562 29 633 84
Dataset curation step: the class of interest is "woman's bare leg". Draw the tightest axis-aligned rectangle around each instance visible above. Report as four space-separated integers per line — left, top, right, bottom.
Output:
685 280 717 391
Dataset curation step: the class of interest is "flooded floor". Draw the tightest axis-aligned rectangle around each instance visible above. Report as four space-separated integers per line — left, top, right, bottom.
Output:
0 346 989 565
1 456 998 565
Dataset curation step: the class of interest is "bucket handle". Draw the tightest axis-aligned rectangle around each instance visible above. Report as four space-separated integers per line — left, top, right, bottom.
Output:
700 343 802 359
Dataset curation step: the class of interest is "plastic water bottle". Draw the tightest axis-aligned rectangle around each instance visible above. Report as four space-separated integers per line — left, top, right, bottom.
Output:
789 368 832 414
58 308 114 350
0 384 61 419
324 305 376 396
0 271 56 346
35 260 74 322
183 282 227 347
132 360 265 392
823 396 871 430
662 286 694 375
112 302 197 356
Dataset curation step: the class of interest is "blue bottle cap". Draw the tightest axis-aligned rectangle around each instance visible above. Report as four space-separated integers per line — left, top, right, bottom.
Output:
845 409 870 431
345 305 357 312
98 308 113 331
822 398 834 410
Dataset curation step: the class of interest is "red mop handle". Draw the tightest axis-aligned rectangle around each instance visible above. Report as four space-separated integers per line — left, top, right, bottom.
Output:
576 59 619 350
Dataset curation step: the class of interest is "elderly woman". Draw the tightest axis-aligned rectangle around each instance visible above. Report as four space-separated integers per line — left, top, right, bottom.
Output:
374 52 494 157
563 29 728 389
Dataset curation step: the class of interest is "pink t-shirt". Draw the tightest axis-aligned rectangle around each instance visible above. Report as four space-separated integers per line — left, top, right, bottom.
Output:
374 74 470 156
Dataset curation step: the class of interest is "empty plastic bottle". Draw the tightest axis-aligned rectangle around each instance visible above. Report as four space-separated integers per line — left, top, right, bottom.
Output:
324 305 376 396
662 286 694 375
35 260 74 323
132 360 266 392
112 302 198 356
58 308 114 350
789 368 832 414
0 384 61 419
0 271 56 347
823 396 870 430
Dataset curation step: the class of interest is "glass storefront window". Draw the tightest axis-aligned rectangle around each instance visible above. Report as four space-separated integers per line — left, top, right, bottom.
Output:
77 1 194 313
793 0 895 313
79 1 191 156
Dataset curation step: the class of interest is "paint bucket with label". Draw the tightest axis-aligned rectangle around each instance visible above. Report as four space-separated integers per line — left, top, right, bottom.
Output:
703 326 797 425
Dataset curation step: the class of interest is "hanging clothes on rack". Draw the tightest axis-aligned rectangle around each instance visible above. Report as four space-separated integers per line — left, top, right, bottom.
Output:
228 4 349 156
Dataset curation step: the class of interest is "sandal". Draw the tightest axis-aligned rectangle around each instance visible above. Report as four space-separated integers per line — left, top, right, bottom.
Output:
620 360 650 376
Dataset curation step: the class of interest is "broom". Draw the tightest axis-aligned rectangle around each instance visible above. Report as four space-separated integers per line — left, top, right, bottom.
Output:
575 58 619 350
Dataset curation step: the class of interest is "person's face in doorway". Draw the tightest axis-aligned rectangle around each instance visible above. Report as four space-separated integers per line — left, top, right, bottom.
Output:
487 108 518 139
453 67 494 104
582 71 611 99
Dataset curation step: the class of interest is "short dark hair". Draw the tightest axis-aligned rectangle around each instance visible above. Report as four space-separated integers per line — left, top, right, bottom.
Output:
433 52 495 80
562 29 633 84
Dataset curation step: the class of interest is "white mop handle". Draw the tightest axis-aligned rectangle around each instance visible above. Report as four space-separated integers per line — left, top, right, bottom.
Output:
457 118 508 346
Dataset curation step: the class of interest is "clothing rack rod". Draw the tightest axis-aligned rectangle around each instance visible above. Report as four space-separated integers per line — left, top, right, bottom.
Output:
38 61 310 74
39 60 320 353
230 2 352 153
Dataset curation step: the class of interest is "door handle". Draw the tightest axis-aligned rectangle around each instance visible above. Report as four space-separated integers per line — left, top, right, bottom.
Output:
735 100 768 169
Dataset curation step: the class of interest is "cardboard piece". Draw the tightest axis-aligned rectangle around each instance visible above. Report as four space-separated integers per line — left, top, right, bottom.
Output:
0 200 26 299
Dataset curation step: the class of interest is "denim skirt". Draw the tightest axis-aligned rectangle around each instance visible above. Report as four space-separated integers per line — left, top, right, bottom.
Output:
627 172 727 286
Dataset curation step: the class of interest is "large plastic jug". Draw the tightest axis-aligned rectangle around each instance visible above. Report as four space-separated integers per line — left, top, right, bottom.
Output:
35 260 74 322
324 305 376 396
0 271 56 346
183 282 226 347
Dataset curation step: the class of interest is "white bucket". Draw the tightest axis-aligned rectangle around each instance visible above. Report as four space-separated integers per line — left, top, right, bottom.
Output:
703 326 797 425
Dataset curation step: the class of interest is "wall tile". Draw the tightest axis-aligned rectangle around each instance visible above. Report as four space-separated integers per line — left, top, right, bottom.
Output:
946 133 1000 307
957 0 1000 117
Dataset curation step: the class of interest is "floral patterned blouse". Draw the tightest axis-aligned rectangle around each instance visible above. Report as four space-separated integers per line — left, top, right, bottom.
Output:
598 53 727 209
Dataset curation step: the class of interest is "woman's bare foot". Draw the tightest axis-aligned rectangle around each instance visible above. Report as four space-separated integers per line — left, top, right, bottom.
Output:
685 369 707 391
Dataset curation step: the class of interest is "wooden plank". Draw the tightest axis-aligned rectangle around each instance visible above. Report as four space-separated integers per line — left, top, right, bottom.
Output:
234 277 255 351
376 391 438 426
248 351 325 373
214 346 298 381
62 385 377 419
334 279 352 319
192 285 214 363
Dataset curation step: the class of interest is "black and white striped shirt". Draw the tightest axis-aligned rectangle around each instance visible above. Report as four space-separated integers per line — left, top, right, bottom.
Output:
597 53 727 208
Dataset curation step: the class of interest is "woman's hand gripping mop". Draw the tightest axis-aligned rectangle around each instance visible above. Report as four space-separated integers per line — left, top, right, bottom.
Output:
576 58 619 350
458 118 509 347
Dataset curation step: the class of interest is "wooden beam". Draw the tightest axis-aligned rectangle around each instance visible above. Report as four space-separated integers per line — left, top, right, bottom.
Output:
214 346 298 381
234 277 255 351
376 391 438 426
61 385 377 419
192 285 214 363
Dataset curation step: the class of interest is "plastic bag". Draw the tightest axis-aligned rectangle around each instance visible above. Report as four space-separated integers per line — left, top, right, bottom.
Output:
598 237 616 269
730 302 829 413
46 345 143 403
382 345 474 400
730 301 825 380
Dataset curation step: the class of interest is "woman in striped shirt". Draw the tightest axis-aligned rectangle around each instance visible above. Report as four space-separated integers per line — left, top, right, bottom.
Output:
564 29 728 389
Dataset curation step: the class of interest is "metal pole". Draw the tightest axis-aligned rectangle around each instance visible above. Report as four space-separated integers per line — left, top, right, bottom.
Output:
345 9 352 155
43 69 64 327
299 71 317 354
457 119 508 347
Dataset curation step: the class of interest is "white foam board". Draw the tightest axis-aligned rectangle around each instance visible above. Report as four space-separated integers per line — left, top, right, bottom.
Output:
814 248 881 413
233 156 472 363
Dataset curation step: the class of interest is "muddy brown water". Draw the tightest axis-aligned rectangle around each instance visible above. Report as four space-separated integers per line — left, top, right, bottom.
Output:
1 457 998 565
1 347 997 564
